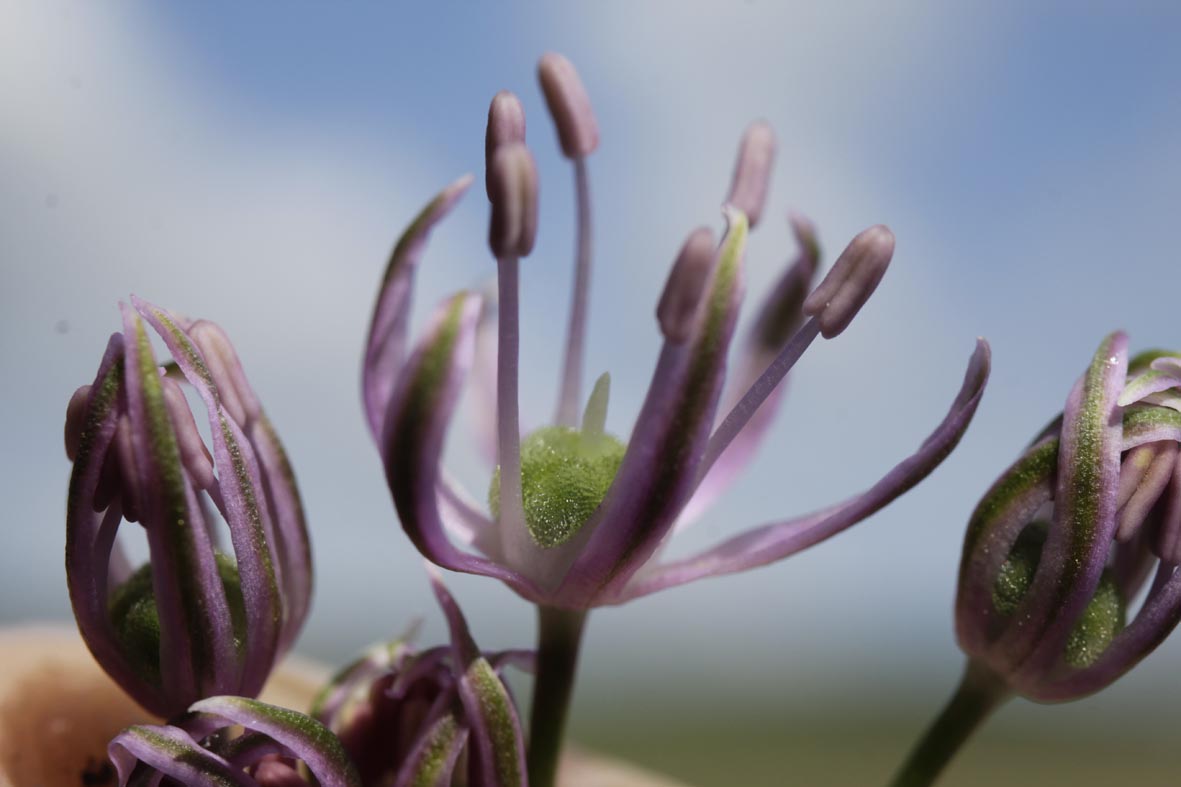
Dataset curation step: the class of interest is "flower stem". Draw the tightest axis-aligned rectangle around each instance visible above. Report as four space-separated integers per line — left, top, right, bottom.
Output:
527 605 588 787
888 661 1009 787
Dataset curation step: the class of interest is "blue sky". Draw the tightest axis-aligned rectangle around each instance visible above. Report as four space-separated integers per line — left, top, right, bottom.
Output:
3 1 1181 730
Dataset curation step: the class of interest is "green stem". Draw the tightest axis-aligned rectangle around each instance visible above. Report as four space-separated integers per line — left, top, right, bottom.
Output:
888 661 1010 787
527 605 588 787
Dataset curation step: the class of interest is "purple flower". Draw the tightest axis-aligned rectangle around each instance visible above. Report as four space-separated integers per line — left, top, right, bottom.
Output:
312 573 530 787
65 298 312 718
957 334 1181 699
363 53 990 610
108 696 359 787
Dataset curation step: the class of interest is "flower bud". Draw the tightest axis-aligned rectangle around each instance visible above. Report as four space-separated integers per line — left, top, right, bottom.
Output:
538 52 599 159
488 142 539 258
956 334 1181 701
108 696 359 787
313 575 528 787
65 298 312 718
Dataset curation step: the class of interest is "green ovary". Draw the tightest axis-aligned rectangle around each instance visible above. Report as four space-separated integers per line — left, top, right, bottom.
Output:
489 426 626 549
108 551 248 684
992 523 1125 669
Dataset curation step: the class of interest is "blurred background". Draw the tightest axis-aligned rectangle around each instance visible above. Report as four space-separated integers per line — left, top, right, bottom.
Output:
3 2 1180 784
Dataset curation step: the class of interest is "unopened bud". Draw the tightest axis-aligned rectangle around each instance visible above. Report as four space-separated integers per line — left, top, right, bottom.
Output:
725 121 776 228
485 91 526 198
802 224 893 338
538 52 599 159
657 227 716 343
487 143 539 258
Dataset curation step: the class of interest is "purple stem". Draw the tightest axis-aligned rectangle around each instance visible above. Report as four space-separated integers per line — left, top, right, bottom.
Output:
555 157 592 427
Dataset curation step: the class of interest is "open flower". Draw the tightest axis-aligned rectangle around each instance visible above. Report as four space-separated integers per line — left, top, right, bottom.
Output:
312 573 530 787
363 53 990 610
108 696 358 787
956 333 1181 699
65 298 312 718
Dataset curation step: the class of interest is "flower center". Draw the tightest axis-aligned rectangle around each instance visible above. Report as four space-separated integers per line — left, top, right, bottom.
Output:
489 426 626 549
992 523 1125 668
108 552 247 684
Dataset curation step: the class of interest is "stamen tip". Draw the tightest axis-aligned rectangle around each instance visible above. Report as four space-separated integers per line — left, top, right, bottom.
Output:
485 92 526 197
803 224 893 338
726 120 776 228
487 143 539 258
538 52 599 159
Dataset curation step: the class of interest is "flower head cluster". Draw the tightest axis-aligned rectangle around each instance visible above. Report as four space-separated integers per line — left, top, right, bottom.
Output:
108 696 358 787
957 334 1181 699
363 53 990 609
312 574 530 787
65 298 312 717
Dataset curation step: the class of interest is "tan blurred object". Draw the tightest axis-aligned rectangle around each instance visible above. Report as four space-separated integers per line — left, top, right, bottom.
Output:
0 624 686 787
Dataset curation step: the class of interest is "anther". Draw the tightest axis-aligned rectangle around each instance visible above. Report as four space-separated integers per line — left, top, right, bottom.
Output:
802 224 894 338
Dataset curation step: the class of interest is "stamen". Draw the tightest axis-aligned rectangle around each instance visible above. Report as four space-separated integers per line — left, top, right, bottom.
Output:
113 414 143 524
656 227 716 343
1154 452 1181 562
698 316 822 483
537 52 599 159
802 224 894 338
1116 442 1176 541
485 91 526 198
725 121 776 229
496 255 527 558
487 144 539 259
554 157 593 426
581 372 611 437
64 384 91 461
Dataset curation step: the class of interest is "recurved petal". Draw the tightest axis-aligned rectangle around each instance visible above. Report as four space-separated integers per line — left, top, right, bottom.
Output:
456 656 527 787
1121 403 1181 450
120 304 237 712
66 334 154 709
955 436 1058 655
618 339 990 603
185 697 361 787
364 175 475 442
1118 358 1181 407
1027 562 1181 701
381 292 541 598
678 214 820 527
1004 332 1127 684
556 209 750 606
392 713 469 787
133 297 282 695
427 567 525 787
109 724 254 787
249 414 314 653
